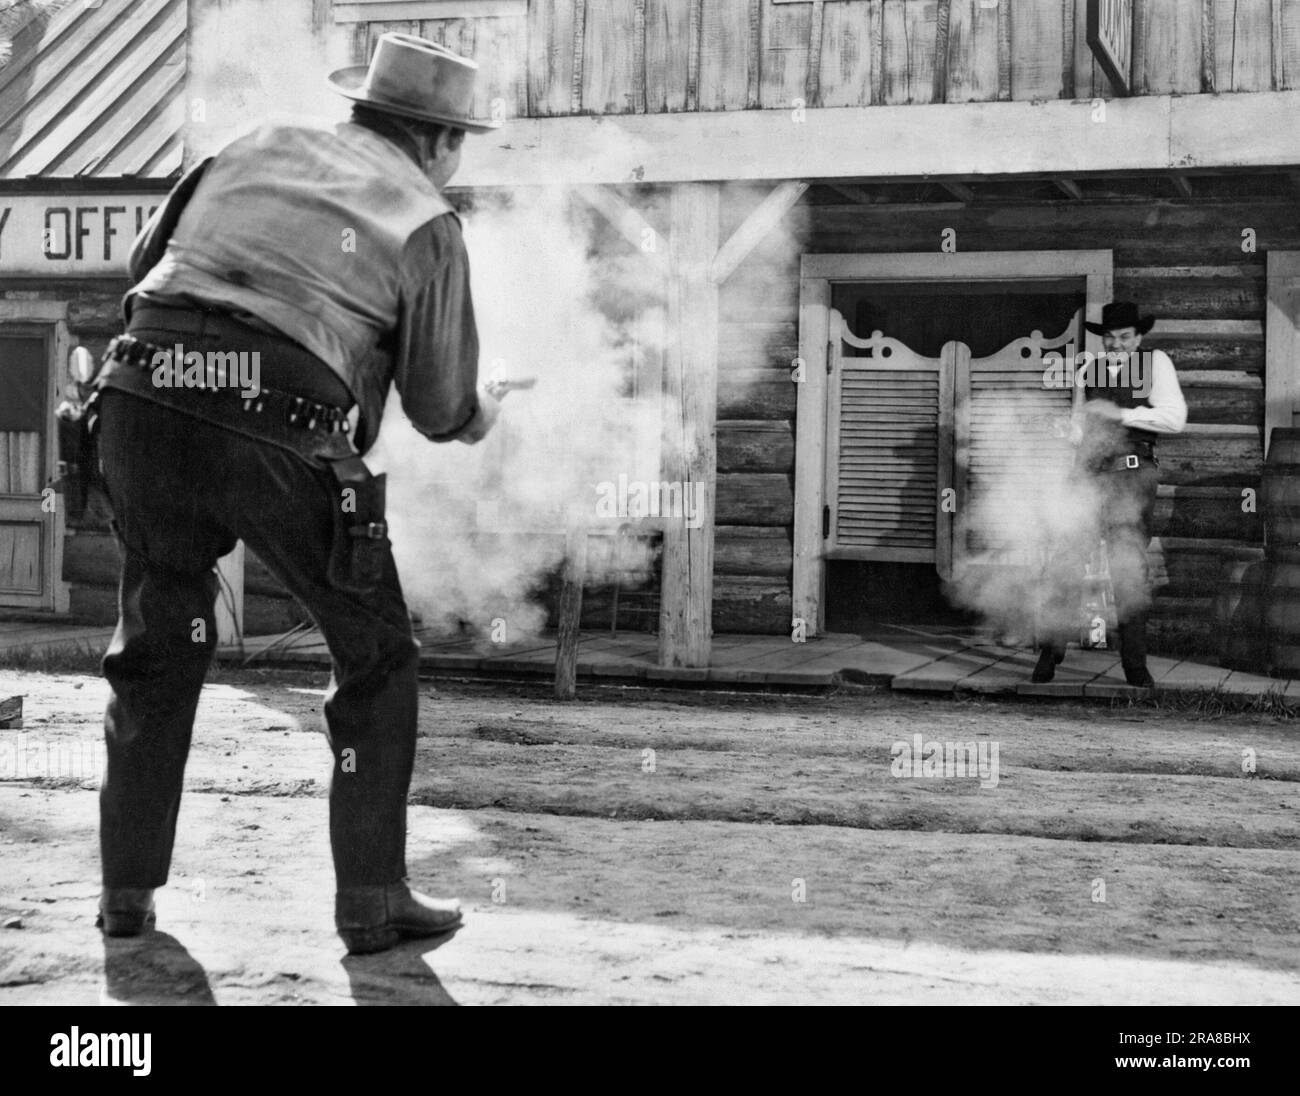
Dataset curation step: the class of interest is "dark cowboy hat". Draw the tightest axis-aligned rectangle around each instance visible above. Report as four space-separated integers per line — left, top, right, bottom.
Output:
1085 301 1156 336
328 33 502 133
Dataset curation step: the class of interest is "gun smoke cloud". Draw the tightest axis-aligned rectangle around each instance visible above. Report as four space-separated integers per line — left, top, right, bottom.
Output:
942 393 1155 645
366 185 667 643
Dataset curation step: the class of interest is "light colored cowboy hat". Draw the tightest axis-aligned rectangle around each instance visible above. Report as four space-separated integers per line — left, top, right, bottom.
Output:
328 32 502 133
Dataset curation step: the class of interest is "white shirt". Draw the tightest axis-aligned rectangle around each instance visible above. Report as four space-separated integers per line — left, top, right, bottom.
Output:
1117 348 1187 434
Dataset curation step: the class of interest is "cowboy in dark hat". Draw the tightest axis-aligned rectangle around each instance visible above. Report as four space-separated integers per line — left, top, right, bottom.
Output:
90 34 503 954
1032 301 1187 688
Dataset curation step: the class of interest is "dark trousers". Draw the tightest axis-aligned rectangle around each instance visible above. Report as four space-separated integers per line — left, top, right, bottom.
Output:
1038 462 1160 673
96 375 419 890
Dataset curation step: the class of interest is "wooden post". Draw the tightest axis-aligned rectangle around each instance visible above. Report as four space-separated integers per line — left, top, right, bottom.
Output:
658 183 719 668
1266 251 1300 456
554 516 587 700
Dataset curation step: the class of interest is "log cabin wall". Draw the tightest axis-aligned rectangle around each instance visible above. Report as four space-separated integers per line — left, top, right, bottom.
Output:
715 190 1299 651
341 0 1300 117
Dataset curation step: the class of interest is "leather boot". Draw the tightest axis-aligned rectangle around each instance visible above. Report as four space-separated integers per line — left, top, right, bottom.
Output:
336 881 463 955
96 887 156 937
1118 622 1155 688
1031 644 1065 683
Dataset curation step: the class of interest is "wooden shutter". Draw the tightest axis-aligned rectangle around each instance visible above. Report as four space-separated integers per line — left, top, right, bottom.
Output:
824 310 954 571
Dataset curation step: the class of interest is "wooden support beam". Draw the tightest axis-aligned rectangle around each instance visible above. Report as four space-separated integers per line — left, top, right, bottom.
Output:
710 181 808 284
825 182 878 204
938 179 975 203
451 93 1300 189
571 185 669 277
1266 251 1300 457
1170 172 1194 198
554 517 587 700
659 183 719 669
1054 177 1084 199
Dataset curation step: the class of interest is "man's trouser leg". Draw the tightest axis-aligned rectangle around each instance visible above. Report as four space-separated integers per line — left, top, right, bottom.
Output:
97 381 419 891
1102 464 1160 681
232 466 420 888
1032 502 1092 679
98 392 233 887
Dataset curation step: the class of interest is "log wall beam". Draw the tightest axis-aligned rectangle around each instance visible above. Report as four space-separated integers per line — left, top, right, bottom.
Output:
710 181 809 284
571 185 670 277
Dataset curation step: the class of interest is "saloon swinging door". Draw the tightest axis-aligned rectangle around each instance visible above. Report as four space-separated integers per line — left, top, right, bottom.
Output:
794 251 1113 636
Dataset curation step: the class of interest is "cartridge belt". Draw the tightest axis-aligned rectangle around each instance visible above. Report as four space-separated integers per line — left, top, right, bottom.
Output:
95 335 357 465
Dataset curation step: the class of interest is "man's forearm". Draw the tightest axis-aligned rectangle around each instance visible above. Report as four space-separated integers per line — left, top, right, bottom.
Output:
1120 405 1186 434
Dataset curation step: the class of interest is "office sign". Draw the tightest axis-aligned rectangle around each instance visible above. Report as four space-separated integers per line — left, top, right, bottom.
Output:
0 195 161 276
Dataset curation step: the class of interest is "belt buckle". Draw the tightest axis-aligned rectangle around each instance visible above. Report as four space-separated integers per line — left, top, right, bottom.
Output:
360 521 387 540
1124 454 1140 470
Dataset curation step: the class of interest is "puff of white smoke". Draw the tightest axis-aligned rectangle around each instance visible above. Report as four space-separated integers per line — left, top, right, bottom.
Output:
942 394 1155 642
365 187 666 646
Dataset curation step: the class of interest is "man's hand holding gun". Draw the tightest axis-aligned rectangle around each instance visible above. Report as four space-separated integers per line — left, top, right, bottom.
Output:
457 374 537 445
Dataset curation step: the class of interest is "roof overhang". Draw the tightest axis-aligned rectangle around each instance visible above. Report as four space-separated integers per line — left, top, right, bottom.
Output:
452 91 1300 189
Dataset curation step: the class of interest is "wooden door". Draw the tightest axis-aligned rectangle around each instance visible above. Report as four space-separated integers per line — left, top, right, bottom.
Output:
824 309 955 575
824 308 1080 584
0 327 60 610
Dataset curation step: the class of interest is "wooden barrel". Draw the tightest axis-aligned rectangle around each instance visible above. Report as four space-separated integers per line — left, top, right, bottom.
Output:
1262 429 1300 551
1266 547 1300 678
1214 558 1270 672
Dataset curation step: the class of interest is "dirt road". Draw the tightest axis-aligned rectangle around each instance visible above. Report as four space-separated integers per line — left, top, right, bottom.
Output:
2 669 1298 1005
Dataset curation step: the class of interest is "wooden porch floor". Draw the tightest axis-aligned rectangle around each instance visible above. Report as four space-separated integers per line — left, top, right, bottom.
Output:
224 621 1293 703
0 620 1291 702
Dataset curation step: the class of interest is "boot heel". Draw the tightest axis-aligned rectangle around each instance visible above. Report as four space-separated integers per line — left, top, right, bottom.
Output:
339 925 400 955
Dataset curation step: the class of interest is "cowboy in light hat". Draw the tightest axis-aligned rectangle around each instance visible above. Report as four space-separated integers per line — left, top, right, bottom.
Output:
1032 301 1187 689
91 34 503 955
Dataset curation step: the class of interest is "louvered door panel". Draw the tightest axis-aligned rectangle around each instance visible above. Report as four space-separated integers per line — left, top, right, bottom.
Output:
825 313 953 569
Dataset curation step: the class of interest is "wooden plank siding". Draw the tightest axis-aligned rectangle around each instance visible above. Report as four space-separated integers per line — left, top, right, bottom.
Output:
711 197 1299 642
347 0 1300 118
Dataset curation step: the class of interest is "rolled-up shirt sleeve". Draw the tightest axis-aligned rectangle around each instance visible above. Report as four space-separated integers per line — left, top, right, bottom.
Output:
393 213 481 442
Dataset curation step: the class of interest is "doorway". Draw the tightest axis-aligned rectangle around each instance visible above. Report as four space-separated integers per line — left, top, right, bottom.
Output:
793 251 1114 638
0 317 67 612
825 279 1082 632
